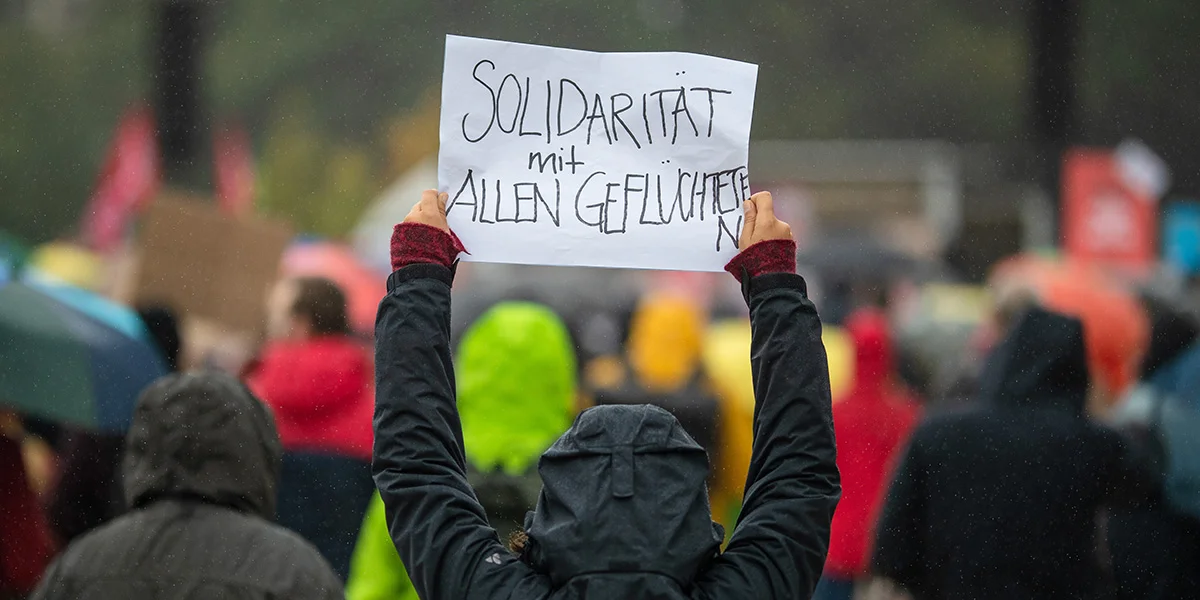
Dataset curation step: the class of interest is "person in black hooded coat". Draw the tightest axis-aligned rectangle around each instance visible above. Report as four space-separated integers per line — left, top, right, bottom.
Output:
373 190 840 599
871 307 1154 600
31 372 343 600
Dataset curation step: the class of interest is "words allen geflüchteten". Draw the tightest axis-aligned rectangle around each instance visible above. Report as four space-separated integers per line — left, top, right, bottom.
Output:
446 58 751 252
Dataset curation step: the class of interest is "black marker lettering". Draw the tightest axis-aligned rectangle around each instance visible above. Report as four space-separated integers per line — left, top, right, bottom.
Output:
716 214 742 252
479 177 495 224
512 183 537 222
649 89 671 138
496 73 522 134
557 79 588 136
610 93 640 149
564 145 584 175
518 77 541 137
539 180 562 227
641 93 653 145
528 151 558 174
690 87 732 137
544 80 552 144
585 94 613 145
574 171 607 227
449 169 479 221
671 86 699 143
462 60 497 143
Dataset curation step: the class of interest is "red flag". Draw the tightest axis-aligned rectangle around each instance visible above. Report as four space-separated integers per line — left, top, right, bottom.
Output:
1062 149 1157 272
214 122 256 218
79 105 161 252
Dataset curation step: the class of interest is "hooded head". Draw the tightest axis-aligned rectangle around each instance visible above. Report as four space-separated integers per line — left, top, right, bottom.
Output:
457 302 576 475
845 308 894 394
123 372 282 519
626 294 705 393
976 307 1090 415
524 404 722 588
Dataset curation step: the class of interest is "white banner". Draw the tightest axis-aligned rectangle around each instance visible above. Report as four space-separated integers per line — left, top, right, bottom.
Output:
438 35 759 272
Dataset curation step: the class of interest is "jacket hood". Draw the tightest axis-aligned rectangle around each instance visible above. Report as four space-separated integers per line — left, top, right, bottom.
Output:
845 308 893 394
457 302 576 475
123 371 282 518
525 404 722 589
976 307 1089 414
627 294 704 393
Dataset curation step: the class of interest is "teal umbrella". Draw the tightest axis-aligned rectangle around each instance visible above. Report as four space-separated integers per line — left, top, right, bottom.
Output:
0 280 167 431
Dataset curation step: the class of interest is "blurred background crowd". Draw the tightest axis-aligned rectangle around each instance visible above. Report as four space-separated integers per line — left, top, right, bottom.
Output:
2 1 1200 599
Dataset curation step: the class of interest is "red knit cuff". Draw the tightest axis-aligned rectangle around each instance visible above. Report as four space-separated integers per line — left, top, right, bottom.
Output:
724 239 797 283
390 223 467 271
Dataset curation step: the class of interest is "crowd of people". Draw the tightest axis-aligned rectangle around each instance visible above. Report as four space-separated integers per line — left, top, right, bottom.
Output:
1 189 1199 599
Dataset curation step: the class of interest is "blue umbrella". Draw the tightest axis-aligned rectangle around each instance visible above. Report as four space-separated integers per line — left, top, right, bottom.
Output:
0 280 168 431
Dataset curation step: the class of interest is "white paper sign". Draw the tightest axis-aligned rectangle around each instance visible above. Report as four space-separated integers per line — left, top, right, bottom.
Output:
438 35 759 272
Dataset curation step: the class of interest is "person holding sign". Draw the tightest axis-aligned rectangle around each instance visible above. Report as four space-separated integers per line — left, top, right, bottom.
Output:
372 189 839 599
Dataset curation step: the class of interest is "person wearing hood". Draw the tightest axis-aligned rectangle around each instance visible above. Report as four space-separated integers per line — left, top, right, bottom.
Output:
346 301 576 600
816 308 920 600
373 190 839 599
245 276 375 580
591 292 722 463
870 307 1154 600
31 372 342 600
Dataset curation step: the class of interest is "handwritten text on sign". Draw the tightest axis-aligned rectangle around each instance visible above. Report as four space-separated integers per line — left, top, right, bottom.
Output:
438 35 759 271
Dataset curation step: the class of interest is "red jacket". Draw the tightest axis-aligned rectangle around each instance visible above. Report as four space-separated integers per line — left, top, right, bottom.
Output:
1 435 55 595
825 310 921 578
246 336 374 462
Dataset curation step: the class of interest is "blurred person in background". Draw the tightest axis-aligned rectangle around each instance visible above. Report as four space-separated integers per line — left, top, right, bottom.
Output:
0 412 56 599
345 301 577 600
870 306 1156 600
1106 295 1200 600
31 372 342 600
45 305 181 544
590 293 722 467
245 276 374 580
815 308 921 600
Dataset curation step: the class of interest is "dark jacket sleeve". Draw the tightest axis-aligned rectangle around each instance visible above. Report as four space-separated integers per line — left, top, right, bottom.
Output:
870 429 928 595
693 273 841 600
372 264 551 600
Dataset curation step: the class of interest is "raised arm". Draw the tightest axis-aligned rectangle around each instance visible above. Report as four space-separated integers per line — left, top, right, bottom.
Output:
693 193 841 599
372 191 550 600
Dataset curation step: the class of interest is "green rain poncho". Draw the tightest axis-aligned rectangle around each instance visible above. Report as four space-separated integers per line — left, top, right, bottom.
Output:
346 302 576 600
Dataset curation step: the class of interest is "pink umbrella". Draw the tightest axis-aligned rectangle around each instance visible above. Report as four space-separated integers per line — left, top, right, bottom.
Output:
282 242 386 335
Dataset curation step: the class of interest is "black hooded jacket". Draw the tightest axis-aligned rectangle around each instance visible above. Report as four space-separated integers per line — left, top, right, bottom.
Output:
373 265 840 599
32 373 343 600
872 308 1150 600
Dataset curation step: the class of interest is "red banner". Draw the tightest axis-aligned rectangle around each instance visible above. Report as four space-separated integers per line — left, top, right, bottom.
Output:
1061 149 1156 271
79 105 161 252
214 122 256 218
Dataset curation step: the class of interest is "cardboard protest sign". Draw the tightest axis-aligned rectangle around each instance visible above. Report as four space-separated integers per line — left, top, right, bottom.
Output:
438 35 759 272
132 193 293 332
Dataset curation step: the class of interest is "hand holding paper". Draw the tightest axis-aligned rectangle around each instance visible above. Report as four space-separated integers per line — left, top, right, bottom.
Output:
738 192 793 250
404 190 451 233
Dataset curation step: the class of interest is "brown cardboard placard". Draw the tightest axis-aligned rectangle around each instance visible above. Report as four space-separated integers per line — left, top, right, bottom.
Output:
133 193 293 332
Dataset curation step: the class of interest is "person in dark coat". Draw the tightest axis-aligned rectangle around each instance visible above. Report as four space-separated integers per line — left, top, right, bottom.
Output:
871 307 1153 600
373 190 840 599
32 372 342 600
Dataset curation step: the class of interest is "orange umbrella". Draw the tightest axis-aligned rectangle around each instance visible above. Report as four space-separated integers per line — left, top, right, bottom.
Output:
989 255 1149 403
282 242 386 335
